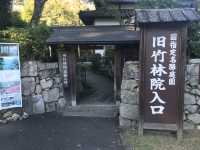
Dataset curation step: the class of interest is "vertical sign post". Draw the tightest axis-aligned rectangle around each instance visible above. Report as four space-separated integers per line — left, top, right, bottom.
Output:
139 24 187 139
0 43 22 110
58 52 69 88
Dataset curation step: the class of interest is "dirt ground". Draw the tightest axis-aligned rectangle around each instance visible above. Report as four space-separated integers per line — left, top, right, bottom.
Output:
121 129 200 150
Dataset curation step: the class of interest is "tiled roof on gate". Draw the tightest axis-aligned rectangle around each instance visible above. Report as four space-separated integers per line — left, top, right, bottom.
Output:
47 26 140 45
135 8 200 24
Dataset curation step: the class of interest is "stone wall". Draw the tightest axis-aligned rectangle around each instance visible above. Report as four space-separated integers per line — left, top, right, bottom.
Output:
119 61 139 128
184 59 200 129
119 59 200 130
21 61 66 115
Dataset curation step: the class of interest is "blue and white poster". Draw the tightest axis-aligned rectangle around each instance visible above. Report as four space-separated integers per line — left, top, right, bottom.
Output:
0 43 22 110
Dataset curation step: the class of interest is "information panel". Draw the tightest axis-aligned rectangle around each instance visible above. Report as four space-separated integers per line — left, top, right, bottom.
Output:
0 43 22 110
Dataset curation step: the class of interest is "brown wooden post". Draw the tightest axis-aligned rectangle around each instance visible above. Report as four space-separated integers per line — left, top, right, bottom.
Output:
68 47 77 106
114 47 122 104
138 27 146 136
177 25 188 140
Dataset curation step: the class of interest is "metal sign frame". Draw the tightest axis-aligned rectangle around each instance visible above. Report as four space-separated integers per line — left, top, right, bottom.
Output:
0 43 22 110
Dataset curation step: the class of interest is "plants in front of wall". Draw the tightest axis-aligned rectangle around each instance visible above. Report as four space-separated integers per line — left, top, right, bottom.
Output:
0 24 55 62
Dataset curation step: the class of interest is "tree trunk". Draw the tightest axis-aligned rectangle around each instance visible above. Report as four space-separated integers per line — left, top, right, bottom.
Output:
31 0 48 26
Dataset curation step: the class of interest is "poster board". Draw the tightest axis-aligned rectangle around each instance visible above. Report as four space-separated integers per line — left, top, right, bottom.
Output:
139 24 187 138
0 43 22 110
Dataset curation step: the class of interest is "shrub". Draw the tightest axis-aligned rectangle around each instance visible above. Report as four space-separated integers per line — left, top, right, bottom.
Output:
11 12 27 27
0 0 12 29
188 23 200 58
0 24 55 62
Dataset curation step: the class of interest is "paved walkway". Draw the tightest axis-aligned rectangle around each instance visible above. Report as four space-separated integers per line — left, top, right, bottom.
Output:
0 113 123 150
78 71 114 105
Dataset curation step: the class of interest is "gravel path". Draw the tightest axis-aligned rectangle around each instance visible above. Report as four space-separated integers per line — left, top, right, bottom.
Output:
78 71 114 105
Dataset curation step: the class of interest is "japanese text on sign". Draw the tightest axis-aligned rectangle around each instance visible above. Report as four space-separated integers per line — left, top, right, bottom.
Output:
62 53 68 87
149 34 178 115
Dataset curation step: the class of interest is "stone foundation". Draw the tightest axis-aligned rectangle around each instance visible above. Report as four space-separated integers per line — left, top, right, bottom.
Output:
119 61 139 128
21 61 65 115
119 59 200 130
184 59 200 129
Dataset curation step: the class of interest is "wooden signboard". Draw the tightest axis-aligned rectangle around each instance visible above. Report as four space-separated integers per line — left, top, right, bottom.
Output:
58 52 69 88
139 24 187 139
58 49 77 106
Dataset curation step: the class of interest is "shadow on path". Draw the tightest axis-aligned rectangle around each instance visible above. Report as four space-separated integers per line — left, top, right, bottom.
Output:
0 113 123 150
78 71 114 105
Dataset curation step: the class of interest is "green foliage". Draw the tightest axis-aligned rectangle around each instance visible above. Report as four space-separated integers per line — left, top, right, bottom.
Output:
11 11 27 27
0 24 53 62
188 23 200 58
0 0 12 29
91 54 102 72
21 0 34 23
20 0 92 26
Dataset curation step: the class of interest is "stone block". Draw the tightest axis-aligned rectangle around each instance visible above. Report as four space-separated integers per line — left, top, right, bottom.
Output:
185 105 198 113
123 61 139 80
59 91 64 97
33 101 45 114
38 62 58 71
196 98 200 105
22 77 35 96
35 84 42 95
184 93 196 105
3 111 13 119
36 77 40 84
32 95 43 103
121 80 138 92
188 114 200 124
183 121 195 130
119 116 132 127
187 64 199 76
46 102 57 112
121 90 138 105
120 103 139 120
10 113 21 121
189 76 199 87
189 59 200 64
21 61 38 77
40 79 53 89
22 112 29 119
185 84 192 93
38 69 59 79
197 125 200 130
42 88 60 102
54 76 61 84
57 98 66 110
190 88 200 96
22 96 33 114
195 89 200 97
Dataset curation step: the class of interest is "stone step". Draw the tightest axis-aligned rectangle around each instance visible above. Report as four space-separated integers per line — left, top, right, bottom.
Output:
62 104 119 118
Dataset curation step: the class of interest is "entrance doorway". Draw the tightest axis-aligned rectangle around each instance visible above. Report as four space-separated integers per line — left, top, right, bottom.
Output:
76 45 115 105
47 26 140 117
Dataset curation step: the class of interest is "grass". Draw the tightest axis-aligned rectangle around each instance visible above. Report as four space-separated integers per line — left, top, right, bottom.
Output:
121 129 200 150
